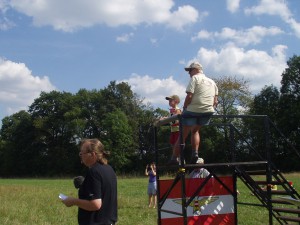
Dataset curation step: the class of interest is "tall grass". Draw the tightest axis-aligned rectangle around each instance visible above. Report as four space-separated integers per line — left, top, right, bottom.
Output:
0 173 299 225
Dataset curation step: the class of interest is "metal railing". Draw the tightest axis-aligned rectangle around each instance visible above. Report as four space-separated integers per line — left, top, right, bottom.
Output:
153 114 300 225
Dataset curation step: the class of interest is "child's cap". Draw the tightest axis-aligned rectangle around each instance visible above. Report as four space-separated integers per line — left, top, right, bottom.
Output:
165 95 180 103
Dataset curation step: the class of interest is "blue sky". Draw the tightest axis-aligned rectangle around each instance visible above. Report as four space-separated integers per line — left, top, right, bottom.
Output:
0 0 299 122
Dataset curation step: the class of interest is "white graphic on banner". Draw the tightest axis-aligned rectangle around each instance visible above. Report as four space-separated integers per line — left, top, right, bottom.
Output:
161 195 234 219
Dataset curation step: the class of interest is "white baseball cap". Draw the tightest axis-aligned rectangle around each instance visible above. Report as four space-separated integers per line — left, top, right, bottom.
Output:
196 158 204 164
184 62 203 71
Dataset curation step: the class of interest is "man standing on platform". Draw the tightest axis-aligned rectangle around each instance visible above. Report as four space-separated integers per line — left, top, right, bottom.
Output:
169 61 218 164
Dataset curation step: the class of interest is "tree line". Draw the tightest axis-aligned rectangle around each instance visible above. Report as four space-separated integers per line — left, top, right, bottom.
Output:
0 56 299 176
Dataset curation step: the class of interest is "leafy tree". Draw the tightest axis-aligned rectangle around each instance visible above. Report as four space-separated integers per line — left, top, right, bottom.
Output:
101 109 135 172
250 85 280 121
247 56 300 171
0 82 161 176
101 82 158 168
277 55 300 170
211 76 253 161
0 111 37 176
73 89 103 138
279 55 300 138
247 86 281 163
215 76 252 116
28 91 79 175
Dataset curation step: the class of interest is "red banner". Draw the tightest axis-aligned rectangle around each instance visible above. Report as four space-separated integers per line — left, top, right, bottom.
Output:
159 177 235 225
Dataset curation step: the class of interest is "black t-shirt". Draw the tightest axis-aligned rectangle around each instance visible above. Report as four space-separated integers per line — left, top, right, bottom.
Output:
78 163 117 225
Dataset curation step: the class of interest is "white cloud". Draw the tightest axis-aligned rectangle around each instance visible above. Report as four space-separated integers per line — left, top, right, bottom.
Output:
245 0 291 19
120 43 288 107
245 0 300 38
192 26 283 46
119 74 186 108
286 18 300 38
0 0 15 30
191 30 212 41
116 32 134 43
166 5 198 31
0 57 56 118
196 44 287 93
8 0 199 32
218 26 283 46
226 0 240 13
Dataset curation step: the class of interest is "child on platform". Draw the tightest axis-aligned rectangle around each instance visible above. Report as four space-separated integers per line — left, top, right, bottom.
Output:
165 95 182 149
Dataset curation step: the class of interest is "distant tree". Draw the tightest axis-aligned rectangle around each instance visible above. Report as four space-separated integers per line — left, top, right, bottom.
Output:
72 89 103 138
101 109 135 172
100 81 158 166
278 55 300 140
276 55 300 170
100 81 142 117
0 81 176 176
215 76 252 116
212 76 253 160
246 56 300 171
250 85 280 121
246 85 281 162
0 111 37 176
28 91 79 175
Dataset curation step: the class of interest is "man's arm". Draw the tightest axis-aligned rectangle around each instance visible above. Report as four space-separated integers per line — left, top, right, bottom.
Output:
213 95 218 108
62 197 102 211
183 92 193 109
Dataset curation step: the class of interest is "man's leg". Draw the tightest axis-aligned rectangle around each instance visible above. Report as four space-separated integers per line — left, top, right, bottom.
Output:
190 125 201 163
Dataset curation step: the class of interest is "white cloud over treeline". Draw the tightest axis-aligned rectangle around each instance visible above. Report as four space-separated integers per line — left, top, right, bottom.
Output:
196 44 287 93
0 57 56 117
122 43 287 109
120 74 186 108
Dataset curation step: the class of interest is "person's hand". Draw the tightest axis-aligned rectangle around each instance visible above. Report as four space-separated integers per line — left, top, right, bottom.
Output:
62 197 76 207
213 97 218 108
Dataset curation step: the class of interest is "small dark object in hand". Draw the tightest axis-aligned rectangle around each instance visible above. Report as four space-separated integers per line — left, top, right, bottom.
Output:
73 176 84 189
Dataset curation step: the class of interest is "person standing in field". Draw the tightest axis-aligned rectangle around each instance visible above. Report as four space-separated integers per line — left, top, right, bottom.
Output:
169 62 218 164
145 162 157 208
61 138 117 225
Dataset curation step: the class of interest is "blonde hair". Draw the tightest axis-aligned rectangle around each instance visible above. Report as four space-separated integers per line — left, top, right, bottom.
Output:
80 138 110 164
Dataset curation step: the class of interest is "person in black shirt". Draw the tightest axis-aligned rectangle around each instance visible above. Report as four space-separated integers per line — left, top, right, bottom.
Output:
62 138 117 225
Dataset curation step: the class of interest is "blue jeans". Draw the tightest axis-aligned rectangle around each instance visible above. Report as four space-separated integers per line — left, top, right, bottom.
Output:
181 111 213 126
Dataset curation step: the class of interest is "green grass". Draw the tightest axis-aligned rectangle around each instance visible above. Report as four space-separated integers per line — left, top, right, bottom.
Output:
0 173 299 225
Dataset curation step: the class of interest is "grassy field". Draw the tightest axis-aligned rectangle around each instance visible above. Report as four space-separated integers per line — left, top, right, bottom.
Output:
0 173 299 225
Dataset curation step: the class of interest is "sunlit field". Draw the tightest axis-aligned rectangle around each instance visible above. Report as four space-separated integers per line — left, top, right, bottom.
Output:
0 173 299 225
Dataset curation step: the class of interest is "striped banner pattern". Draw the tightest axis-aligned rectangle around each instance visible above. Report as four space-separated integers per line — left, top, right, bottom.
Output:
159 177 235 225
